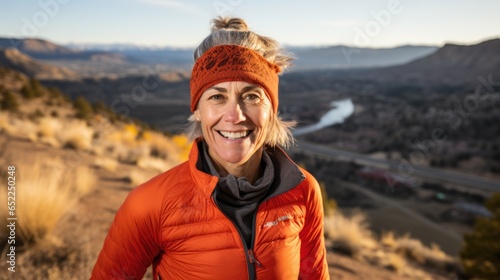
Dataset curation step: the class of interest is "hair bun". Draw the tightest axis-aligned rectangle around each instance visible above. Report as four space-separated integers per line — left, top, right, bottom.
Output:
211 16 249 31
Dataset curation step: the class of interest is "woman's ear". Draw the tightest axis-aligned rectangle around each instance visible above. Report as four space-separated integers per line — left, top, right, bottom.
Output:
193 110 201 121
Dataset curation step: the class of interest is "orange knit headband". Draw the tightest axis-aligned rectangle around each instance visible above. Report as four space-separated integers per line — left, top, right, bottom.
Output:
190 45 281 113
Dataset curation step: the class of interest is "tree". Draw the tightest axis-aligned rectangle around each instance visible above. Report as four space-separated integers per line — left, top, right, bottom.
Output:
29 79 44 97
0 90 19 112
48 86 65 100
20 79 44 99
73 96 94 120
460 193 500 279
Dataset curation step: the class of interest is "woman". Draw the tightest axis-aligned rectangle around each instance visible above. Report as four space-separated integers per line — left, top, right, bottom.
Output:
91 16 329 280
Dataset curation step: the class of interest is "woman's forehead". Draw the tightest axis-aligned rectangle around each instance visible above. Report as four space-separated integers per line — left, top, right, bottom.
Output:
205 81 265 93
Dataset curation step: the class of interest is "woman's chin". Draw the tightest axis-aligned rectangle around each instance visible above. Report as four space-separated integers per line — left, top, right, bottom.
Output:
216 152 249 165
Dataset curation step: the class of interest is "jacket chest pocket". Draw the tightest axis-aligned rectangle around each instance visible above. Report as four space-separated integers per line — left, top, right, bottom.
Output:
257 204 306 243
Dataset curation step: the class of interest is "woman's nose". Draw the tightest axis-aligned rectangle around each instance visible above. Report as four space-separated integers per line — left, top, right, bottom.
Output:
223 100 246 123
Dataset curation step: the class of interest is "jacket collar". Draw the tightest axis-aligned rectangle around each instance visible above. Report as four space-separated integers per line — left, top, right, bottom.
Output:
188 138 305 199
188 139 220 198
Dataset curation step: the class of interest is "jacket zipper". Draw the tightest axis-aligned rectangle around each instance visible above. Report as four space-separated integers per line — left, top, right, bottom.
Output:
211 180 293 279
212 193 257 280
247 188 291 271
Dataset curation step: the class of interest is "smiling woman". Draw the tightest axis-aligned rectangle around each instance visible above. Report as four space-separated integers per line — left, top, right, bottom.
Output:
194 81 272 184
91 16 329 280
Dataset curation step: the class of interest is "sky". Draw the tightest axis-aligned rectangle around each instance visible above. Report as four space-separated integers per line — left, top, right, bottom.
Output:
1 0 499 49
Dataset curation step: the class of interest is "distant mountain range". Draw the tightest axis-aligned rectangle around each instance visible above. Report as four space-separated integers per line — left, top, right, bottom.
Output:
0 37 440 70
0 47 79 80
65 42 438 70
361 38 500 86
289 45 437 70
0 37 499 86
0 38 126 62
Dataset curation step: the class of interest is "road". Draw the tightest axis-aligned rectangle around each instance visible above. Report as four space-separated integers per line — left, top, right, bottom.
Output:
292 141 500 193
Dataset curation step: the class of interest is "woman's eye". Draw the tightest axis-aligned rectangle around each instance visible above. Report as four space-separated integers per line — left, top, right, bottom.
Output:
244 93 260 101
209 94 224 100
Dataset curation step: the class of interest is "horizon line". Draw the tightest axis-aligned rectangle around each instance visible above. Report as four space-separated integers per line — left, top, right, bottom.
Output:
1 35 499 50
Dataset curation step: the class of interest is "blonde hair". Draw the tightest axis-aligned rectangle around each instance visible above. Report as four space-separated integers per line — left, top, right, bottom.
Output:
188 16 296 149
194 16 293 72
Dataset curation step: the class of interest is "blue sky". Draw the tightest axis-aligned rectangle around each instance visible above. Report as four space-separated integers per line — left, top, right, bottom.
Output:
1 0 499 48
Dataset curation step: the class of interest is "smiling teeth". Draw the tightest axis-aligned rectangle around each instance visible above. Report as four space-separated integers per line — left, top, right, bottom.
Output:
219 131 249 139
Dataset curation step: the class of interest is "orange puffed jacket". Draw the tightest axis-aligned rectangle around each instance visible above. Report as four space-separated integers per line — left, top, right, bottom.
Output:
91 140 329 280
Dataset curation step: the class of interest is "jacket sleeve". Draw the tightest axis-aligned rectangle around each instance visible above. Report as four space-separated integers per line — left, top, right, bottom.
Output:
299 170 330 280
90 185 162 280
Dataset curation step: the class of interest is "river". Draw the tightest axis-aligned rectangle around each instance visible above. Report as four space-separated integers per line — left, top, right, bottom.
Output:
293 98 354 136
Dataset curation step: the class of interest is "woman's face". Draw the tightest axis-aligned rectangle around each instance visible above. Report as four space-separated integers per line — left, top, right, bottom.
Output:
194 81 272 168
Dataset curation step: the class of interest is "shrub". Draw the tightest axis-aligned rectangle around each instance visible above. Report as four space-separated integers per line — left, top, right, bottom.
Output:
380 231 398 250
0 157 96 247
136 156 171 173
92 101 108 114
21 85 36 99
21 79 44 99
460 193 500 279
126 170 151 186
0 90 19 112
172 134 192 162
73 96 94 120
34 109 44 118
37 117 62 139
382 252 407 274
396 234 457 272
148 132 177 159
58 120 93 151
319 182 337 216
47 86 64 100
30 79 44 97
94 157 118 173
324 211 376 259
0 113 16 134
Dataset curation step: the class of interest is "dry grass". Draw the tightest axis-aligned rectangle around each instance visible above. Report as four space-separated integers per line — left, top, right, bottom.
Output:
145 132 192 162
13 118 37 141
380 231 398 250
37 117 62 139
147 131 177 159
0 113 16 134
30 117 62 148
111 143 149 164
58 120 94 151
15 117 94 151
0 157 96 246
324 211 377 259
94 157 118 173
74 165 96 195
324 210 458 277
127 170 151 186
2 110 191 167
383 252 407 273
395 234 457 271
136 156 172 173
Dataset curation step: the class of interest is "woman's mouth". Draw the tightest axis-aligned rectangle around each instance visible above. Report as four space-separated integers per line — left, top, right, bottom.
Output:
218 130 252 140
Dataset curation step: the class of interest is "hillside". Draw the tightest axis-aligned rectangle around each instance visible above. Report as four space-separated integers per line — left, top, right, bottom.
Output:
0 37 127 62
0 67 460 279
0 38 77 56
290 45 437 70
364 38 500 85
0 48 79 80
1 37 441 73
